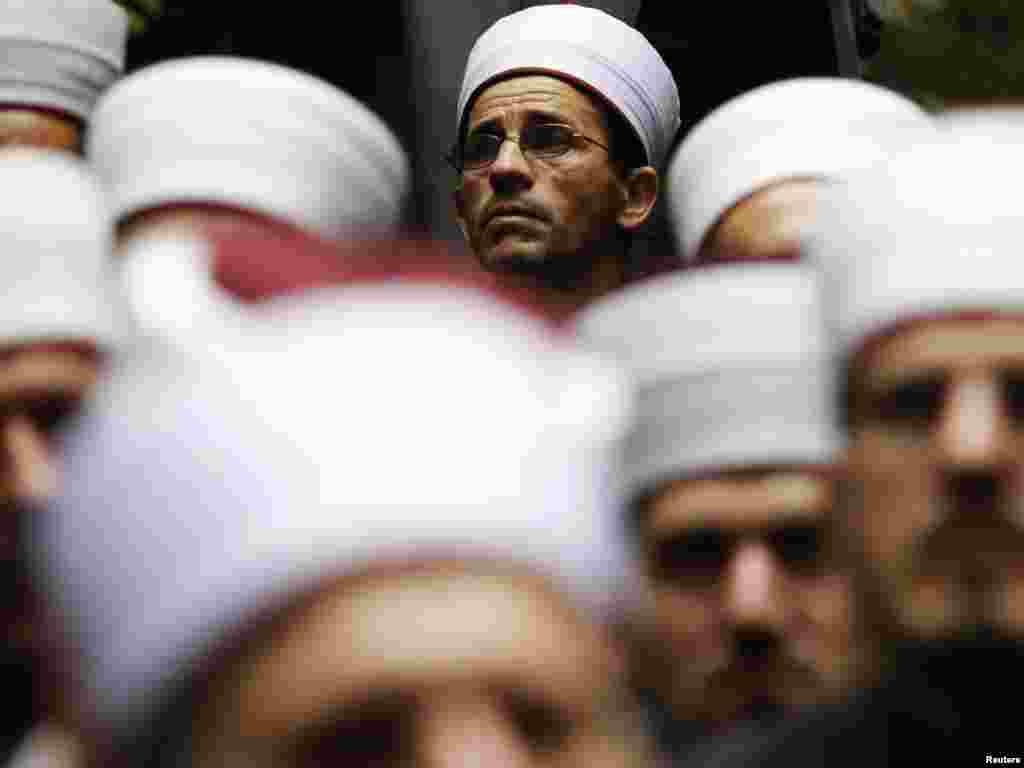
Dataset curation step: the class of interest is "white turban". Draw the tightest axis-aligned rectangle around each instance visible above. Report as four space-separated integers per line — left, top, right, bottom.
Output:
669 78 933 264
808 109 1024 361
456 5 680 169
0 149 126 349
0 0 127 121
576 263 836 499
35 282 635 744
88 56 410 239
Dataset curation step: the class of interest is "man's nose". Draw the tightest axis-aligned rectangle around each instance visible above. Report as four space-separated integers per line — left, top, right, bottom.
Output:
937 378 1012 472
489 137 533 196
2 416 58 505
419 691 531 768
723 541 787 637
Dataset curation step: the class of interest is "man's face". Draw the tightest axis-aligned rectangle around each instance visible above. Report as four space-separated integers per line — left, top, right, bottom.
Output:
0 343 97 708
191 563 654 768
638 470 854 732
846 315 1024 642
699 179 822 264
453 75 629 285
0 109 81 153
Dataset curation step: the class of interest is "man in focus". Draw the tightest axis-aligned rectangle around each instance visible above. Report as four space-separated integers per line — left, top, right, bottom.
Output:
451 5 679 320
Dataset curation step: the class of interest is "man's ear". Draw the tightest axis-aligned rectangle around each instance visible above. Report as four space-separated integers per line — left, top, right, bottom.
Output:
616 166 658 232
451 185 471 244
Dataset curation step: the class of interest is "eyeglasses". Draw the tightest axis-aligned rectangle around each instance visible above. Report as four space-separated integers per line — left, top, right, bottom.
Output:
447 124 609 171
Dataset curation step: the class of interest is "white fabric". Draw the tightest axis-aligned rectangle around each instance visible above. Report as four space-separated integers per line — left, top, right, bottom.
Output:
809 109 1024 359
88 56 409 239
0 0 127 120
669 78 933 264
456 5 679 169
576 263 836 498
36 283 635 743
0 149 125 349
117 231 248 351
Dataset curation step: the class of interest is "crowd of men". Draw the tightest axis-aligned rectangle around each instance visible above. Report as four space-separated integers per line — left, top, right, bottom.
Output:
0 1 1020 766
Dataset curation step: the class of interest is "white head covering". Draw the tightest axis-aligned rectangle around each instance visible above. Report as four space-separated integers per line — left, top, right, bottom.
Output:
35 282 634 745
88 56 410 239
669 78 933 264
576 263 836 499
0 149 125 349
456 5 680 169
809 109 1024 361
0 0 127 121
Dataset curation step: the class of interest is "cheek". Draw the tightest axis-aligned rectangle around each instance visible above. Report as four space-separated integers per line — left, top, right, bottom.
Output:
457 176 490 229
545 168 620 236
650 586 720 655
846 429 938 566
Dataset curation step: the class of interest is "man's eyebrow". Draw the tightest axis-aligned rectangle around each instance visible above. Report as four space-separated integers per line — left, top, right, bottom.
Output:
523 109 574 125
866 367 946 392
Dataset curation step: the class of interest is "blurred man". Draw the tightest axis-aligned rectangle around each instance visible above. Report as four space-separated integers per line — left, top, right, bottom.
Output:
707 112 1024 766
0 151 126 766
668 78 931 266
86 56 409 341
577 264 858 760
0 0 126 153
35 278 662 768
450 5 678 320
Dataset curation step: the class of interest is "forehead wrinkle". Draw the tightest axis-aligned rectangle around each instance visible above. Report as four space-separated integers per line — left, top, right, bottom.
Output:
468 83 602 131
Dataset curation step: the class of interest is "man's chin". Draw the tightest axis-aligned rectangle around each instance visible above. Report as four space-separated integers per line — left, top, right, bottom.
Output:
479 237 550 272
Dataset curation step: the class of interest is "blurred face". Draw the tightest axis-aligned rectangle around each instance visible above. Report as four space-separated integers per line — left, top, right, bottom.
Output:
638 470 854 733
0 109 80 153
191 564 655 768
699 180 822 264
454 76 640 299
846 316 1024 642
0 343 97 697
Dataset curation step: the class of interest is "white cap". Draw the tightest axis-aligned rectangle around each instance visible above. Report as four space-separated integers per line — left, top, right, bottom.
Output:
809 109 1024 360
456 5 680 169
0 0 127 121
0 149 125 350
88 56 410 239
36 282 635 743
669 78 933 264
576 263 836 499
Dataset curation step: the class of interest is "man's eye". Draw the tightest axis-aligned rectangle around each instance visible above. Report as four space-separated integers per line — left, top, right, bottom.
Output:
14 395 82 441
766 523 826 576
294 692 414 767
461 132 502 168
1001 372 1024 427
523 125 574 156
650 529 730 587
868 376 946 429
501 688 574 755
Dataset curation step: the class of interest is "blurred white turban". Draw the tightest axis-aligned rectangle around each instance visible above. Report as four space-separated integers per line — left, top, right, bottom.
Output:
35 281 635 745
88 56 410 239
669 78 933 264
0 149 126 349
0 0 127 120
456 5 680 169
577 262 836 499
808 108 1024 361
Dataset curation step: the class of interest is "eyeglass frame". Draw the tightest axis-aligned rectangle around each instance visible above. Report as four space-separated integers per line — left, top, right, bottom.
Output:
444 123 610 173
